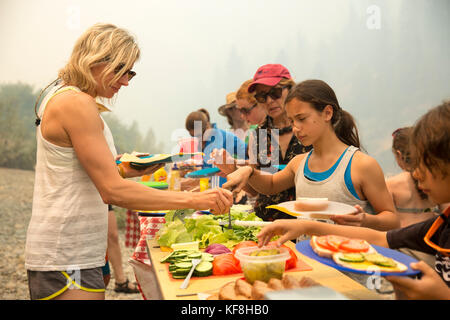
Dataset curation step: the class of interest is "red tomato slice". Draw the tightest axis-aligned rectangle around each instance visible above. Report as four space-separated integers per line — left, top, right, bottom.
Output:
338 239 370 253
326 235 349 251
213 253 241 275
232 241 258 255
283 245 298 270
316 236 338 252
265 241 298 270
232 241 258 268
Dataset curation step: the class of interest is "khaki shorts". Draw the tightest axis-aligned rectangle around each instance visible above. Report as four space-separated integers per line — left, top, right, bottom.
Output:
27 267 105 300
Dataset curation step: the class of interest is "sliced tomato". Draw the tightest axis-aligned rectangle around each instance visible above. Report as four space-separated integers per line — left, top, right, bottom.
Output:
326 235 349 251
232 241 258 255
232 241 258 268
315 236 338 252
213 253 241 275
338 239 370 253
265 241 298 270
283 245 298 270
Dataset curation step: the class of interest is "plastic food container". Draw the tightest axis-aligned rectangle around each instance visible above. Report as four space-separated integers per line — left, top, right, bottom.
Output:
235 246 290 284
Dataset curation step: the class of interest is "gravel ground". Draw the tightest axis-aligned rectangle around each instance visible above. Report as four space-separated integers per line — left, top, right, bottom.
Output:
0 167 142 300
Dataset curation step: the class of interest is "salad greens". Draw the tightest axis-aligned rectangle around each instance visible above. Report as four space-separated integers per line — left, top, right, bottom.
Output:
156 206 263 248
156 220 192 247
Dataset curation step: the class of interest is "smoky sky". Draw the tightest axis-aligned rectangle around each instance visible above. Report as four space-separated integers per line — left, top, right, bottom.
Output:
1 0 449 175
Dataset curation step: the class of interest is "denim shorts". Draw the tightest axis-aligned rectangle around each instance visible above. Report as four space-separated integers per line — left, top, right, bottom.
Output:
27 267 105 300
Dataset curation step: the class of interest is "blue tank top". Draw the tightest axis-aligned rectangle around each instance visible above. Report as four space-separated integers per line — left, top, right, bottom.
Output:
304 147 361 200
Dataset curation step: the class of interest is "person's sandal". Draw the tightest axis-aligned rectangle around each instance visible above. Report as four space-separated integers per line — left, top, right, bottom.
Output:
114 279 140 294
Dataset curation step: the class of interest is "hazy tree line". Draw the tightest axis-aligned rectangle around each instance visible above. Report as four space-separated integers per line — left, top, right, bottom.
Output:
0 83 164 170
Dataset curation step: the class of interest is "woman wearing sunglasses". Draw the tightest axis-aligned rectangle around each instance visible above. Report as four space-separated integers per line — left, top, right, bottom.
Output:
25 23 233 300
256 100 450 300
235 79 267 127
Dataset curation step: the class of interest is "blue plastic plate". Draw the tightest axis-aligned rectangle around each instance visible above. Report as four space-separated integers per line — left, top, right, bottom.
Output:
137 211 166 217
116 153 200 167
296 240 421 277
185 167 221 178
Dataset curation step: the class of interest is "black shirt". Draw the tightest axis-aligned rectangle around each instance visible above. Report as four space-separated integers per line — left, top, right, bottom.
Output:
249 116 312 221
387 211 450 287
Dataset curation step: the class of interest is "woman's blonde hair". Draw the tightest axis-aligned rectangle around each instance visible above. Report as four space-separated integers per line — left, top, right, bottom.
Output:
58 23 140 97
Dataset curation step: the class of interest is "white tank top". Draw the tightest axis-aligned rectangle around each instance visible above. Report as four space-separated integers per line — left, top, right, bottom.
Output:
25 84 117 271
294 146 373 213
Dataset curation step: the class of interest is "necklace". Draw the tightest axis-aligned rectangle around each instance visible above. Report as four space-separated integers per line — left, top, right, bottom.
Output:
267 116 292 135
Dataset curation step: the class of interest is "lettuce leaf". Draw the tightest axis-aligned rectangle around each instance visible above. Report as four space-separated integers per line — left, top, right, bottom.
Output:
157 207 262 248
156 220 192 247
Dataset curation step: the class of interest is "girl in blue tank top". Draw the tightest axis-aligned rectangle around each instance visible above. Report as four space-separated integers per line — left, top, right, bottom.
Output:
224 80 399 231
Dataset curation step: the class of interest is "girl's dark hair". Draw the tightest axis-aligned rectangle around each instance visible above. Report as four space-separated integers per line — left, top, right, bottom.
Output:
392 127 428 199
285 79 361 149
185 108 210 132
392 127 412 166
410 100 450 178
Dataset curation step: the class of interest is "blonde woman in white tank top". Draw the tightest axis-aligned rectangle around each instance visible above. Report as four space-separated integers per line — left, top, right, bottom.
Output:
224 80 399 231
25 24 233 300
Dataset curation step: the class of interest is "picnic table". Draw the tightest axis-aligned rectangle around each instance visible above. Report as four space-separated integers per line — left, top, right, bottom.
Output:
131 238 382 300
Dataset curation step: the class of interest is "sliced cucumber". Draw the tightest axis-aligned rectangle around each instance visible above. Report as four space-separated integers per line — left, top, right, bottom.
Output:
173 268 191 274
187 252 202 259
174 262 193 269
363 253 389 264
160 251 177 263
338 253 365 263
373 258 397 268
362 253 397 267
172 252 188 259
195 261 213 273
172 274 188 279
201 253 214 262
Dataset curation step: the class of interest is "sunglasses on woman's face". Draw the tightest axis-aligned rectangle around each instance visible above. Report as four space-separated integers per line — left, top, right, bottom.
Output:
254 85 290 103
114 63 136 81
239 103 257 115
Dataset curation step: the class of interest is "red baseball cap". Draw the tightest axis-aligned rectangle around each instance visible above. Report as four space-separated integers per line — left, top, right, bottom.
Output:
248 64 292 93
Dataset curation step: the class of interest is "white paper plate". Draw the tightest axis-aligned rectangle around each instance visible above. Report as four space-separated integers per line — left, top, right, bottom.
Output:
266 200 358 219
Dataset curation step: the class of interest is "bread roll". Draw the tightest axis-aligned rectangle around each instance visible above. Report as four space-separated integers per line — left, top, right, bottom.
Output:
235 279 252 299
294 197 329 212
281 274 300 289
219 282 237 300
267 278 284 290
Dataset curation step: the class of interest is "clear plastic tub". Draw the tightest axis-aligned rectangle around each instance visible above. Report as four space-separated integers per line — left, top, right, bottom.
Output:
235 246 290 284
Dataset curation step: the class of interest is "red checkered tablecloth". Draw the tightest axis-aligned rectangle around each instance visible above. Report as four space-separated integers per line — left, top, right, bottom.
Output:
125 210 141 248
129 215 166 300
131 215 166 266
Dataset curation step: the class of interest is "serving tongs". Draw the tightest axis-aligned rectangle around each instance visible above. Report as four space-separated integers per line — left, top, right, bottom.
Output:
218 220 271 228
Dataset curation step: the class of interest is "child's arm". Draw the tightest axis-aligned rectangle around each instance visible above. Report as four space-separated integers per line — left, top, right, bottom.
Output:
257 219 388 247
223 155 304 195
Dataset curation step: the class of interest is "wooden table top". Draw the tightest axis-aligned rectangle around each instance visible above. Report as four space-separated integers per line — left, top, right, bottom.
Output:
146 239 382 300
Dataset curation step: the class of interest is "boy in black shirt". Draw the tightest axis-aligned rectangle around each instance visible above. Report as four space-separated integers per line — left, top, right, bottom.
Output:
257 101 450 299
